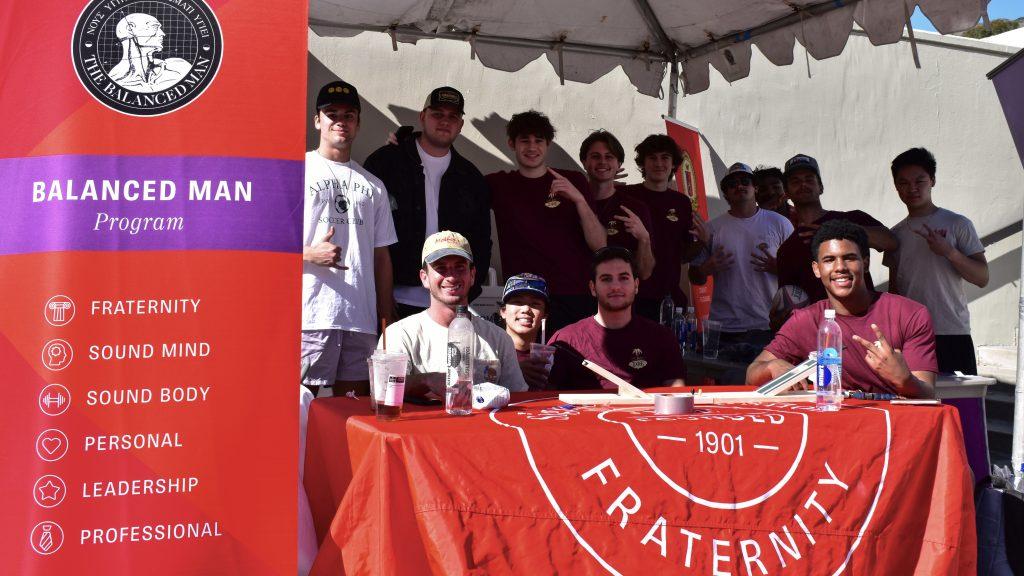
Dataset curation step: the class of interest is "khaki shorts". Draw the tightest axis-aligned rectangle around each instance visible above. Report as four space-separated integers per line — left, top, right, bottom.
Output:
301 329 376 387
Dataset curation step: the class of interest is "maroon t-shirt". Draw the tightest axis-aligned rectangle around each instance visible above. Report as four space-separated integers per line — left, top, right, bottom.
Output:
515 348 531 364
547 315 687 389
622 184 693 305
593 192 655 255
765 293 937 394
776 210 883 303
487 168 593 296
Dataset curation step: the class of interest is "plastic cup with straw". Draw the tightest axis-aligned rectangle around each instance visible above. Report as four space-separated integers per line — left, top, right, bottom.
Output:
530 317 556 373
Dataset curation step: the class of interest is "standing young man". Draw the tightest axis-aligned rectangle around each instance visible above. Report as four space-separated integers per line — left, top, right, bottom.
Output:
548 247 686 390
498 273 552 390
885 148 988 373
622 134 699 321
579 130 655 279
381 231 527 397
689 163 793 350
748 220 937 398
364 86 492 318
302 80 397 395
487 110 606 334
775 154 898 305
753 165 794 221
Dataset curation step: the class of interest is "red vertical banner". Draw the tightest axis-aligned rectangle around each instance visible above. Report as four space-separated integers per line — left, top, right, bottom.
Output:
0 1 305 574
664 117 713 321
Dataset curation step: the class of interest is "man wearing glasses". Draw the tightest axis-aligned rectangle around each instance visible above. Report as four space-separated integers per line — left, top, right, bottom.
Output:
690 163 793 353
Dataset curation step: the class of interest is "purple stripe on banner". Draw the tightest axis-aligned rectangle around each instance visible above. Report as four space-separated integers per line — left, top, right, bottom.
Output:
0 155 303 255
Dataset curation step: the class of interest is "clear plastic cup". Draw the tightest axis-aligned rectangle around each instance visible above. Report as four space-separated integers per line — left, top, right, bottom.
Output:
702 320 722 360
366 351 389 413
529 343 556 372
373 352 408 421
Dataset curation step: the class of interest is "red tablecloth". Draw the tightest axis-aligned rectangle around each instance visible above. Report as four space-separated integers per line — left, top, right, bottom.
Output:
304 390 976 575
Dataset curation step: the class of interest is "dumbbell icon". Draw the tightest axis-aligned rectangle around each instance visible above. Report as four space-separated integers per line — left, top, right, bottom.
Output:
39 385 71 416
44 296 75 327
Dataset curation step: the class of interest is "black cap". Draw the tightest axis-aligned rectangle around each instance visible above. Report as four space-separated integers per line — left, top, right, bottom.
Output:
316 80 360 111
423 86 465 115
783 154 820 179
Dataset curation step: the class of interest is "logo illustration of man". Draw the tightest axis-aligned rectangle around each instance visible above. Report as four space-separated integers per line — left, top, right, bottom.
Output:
108 13 192 93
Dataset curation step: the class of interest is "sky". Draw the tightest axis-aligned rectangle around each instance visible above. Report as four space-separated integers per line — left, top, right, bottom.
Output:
911 0 1022 32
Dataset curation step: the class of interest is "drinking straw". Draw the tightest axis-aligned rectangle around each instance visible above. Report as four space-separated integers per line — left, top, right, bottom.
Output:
381 318 388 352
540 318 547 345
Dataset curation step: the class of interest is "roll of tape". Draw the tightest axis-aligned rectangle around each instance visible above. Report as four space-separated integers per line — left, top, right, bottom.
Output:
654 393 694 415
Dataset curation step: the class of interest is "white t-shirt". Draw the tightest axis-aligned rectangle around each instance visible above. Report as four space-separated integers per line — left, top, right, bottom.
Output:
698 208 793 331
885 208 984 335
393 141 453 308
379 310 528 392
302 150 398 333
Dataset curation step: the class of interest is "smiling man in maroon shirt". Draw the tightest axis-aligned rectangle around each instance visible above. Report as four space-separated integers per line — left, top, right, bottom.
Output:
487 110 607 334
548 247 686 390
748 220 936 398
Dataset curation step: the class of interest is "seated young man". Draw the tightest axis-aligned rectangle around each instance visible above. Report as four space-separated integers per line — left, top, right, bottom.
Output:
747 220 937 398
547 247 686 390
380 231 528 397
498 273 552 390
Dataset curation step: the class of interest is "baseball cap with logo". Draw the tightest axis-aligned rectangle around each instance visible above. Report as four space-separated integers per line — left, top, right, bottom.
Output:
423 86 465 115
422 231 473 265
719 162 754 188
501 273 549 304
316 80 361 111
784 154 821 179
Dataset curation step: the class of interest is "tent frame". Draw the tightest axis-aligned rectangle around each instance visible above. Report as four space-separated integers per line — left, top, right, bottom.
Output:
309 0 867 118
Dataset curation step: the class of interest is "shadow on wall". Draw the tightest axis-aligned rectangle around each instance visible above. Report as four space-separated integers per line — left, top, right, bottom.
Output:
965 220 1023 304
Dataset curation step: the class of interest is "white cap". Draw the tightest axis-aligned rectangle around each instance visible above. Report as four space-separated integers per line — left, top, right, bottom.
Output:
824 309 836 319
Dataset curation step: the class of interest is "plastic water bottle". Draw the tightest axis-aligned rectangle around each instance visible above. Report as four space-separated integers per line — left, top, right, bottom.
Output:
446 305 475 416
659 294 675 326
672 306 686 351
684 307 698 353
816 309 843 412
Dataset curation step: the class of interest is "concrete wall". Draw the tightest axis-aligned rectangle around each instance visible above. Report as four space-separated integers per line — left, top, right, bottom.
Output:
308 28 1023 346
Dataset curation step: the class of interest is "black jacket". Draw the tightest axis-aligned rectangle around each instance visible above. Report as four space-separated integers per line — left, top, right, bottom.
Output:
364 135 492 302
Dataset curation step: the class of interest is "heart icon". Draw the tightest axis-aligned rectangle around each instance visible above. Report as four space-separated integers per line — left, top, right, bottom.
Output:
41 437 62 455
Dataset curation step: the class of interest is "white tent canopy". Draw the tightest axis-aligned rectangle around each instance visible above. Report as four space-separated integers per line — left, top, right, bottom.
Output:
310 0 988 111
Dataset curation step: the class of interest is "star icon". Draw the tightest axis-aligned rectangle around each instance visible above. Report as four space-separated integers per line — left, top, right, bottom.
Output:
37 480 62 501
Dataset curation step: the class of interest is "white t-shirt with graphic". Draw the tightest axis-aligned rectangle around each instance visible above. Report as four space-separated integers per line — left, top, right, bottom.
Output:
393 141 453 308
303 150 398 333
380 310 528 392
885 207 984 335
697 208 794 331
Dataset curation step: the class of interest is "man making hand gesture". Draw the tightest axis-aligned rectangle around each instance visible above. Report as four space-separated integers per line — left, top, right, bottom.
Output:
301 80 397 396
884 147 988 375
748 219 936 398
690 162 793 355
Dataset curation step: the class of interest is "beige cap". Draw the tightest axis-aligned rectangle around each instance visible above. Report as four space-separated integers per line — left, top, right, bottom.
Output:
422 231 473 264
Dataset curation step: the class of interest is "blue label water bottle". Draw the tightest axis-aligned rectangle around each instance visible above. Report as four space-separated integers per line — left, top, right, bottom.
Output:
816 309 843 412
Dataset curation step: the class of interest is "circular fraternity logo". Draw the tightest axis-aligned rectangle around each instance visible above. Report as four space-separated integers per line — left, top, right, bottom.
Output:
71 0 223 116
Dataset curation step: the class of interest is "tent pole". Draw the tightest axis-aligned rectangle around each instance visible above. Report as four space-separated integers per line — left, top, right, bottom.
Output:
668 58 679 118
1014 220 1024 481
